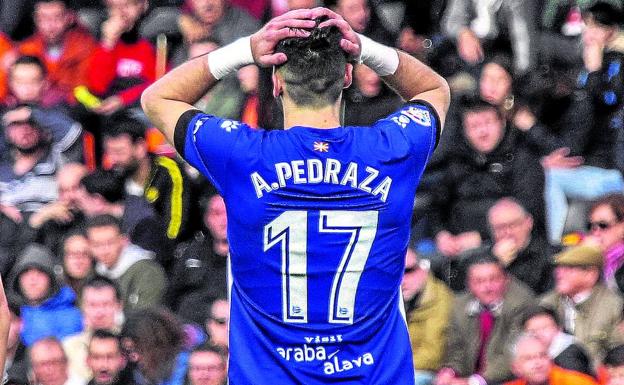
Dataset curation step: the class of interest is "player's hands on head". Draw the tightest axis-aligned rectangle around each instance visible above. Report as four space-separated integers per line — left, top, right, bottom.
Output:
313 7 361 60
250 9 316 67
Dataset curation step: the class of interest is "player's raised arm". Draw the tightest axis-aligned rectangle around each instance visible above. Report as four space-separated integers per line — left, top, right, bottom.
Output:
141 9 317 146
316 9 450 130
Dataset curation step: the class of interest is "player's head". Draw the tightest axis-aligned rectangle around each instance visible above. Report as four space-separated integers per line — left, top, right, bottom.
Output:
273 17 352 109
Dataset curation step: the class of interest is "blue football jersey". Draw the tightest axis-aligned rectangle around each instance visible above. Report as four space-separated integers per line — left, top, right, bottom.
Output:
176 101 440 385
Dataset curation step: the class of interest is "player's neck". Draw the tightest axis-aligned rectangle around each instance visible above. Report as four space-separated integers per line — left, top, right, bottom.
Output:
282 100 342 130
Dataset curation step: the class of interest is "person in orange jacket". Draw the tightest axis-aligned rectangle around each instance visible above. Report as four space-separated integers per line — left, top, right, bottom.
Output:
18 0 96 102
504 334 598 385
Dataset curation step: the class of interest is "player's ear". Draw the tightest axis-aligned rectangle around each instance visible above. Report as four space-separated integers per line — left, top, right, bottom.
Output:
272 66 283 98
343 63 353 89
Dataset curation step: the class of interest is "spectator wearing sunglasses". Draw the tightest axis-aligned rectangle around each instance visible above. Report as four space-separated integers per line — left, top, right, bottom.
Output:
583 194 624 291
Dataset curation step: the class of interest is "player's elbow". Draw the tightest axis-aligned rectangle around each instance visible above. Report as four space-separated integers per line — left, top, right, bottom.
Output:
140 86 156 115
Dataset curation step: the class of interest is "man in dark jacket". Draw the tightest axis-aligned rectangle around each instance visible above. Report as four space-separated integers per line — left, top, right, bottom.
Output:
103 114 196 243
442 198 555 293
430 98 544 260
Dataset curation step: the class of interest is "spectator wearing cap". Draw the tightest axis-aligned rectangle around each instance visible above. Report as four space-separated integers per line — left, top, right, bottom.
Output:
402 248 453 385
522 305 593 377
435 255 534 385
598 345 624 385
540 245 624 367
504 333 598 385
8 244 82 346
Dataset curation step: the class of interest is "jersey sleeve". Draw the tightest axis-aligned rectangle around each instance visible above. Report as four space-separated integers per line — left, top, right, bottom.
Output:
372 100 441 159
174 109 252 192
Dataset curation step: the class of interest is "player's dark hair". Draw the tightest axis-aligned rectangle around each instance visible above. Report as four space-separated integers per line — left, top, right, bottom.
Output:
520 305 561 329
104 113 147 144
605 345 624 367
275 17 348 108
82 275 123 302
80 170 125 203
11 55 48 77
86 214 122 233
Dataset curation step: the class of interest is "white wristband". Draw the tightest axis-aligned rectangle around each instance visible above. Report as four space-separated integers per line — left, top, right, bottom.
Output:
358 33 399 76
207 36 255 80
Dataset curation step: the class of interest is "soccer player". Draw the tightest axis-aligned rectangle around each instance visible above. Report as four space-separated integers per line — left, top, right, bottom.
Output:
141 7 449 385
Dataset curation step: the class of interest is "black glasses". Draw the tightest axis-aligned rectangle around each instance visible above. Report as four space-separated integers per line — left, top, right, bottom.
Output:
404 266 417 274
587 220 618 231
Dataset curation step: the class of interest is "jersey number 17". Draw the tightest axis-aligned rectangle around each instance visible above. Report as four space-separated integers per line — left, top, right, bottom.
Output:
264 210 379 325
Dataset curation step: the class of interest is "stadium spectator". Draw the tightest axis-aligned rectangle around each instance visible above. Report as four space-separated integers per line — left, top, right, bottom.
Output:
63 277 123 382
28 337 85 385
121 307 189 385
449 198 554 293
78 169 173 268
103 114 196 242
540 245 624 366
541 2 624 244
18 0 97 101
504 333 598 385
85 215 166 311
0 0 35 41
435 255 533 385
86 0 154 115
60 233 94 298
402 248 453 385
205 298 228 352
24 163 88 257
186 344 227 385
167 194 228 323
3 56 84 163
397 0 446 62
343 64 401 126
86 330 134 385
429 98 544 260
522 305 593 377
142 0 260 49
9 244 82 346
600 345 624 385
583 194 624 291
326 0 395 46
5 301 27 385
0 111 60 218
441 0 537 76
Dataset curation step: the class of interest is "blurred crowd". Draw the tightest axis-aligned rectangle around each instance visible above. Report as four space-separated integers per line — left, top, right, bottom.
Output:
0 0 623 384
